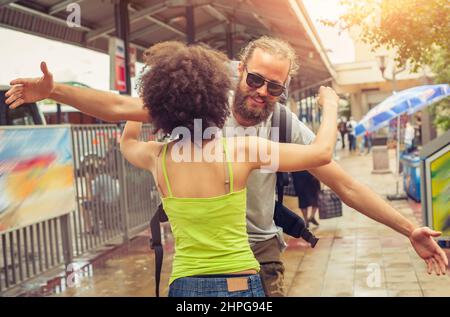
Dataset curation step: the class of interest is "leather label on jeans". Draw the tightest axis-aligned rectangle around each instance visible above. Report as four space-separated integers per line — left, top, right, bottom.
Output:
226 277 249 292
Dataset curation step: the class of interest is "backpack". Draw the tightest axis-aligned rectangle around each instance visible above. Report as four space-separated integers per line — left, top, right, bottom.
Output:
149 104 318 297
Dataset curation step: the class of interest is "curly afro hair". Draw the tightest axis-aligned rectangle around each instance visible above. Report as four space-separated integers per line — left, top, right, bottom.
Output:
138 41 232 140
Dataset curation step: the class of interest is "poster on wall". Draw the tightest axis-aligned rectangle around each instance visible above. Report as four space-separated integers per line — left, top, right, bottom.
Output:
430 150 450 238
0 126 76 233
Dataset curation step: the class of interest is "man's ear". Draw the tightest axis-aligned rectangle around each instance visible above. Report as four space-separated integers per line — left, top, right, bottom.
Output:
285 76 291 86
238 62 244 76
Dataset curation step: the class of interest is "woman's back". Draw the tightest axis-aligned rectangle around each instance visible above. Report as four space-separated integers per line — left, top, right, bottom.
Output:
156 137 248 198
155 137 259 284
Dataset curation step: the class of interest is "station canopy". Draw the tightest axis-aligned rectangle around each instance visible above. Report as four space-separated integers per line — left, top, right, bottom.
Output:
0 0 335 93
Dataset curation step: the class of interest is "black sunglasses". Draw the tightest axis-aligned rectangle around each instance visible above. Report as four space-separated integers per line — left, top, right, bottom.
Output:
245 67 286 97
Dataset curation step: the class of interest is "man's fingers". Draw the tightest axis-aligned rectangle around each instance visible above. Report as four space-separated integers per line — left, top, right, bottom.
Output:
40 61 52 78
424 227 442 237
10 78 26 86
5 85 23 97
426 259 432 274
40 61 48 75
438 247 449 266
9 98 24 109
5 93 22 105
431 258 441 276
434 254 447 275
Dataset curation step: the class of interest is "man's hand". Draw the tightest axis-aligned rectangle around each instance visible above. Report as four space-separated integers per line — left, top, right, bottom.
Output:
410 227 448 275
5 62 54 109
317 86 339 108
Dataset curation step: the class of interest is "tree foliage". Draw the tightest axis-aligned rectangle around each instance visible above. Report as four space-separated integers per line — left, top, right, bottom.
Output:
323 0 449 131
322 0 450 71
429 46 450 132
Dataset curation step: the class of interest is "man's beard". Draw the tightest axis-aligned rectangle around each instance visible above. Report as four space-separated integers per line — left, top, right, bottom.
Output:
233 87 277 125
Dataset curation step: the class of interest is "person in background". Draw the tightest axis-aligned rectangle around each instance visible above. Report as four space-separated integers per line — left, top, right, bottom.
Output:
359 130 373 155
292 171 321 228
91 158 121 232
404 121 416 154
364 130 372 154
346 117 357 152
338 117 347 149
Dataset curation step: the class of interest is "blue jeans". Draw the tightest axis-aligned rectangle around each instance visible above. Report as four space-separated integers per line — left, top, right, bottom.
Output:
348 134 356 151
168 274 265 297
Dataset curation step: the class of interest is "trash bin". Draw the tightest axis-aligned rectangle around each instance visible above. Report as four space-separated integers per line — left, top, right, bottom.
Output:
372 145 391 174
401 153 421 202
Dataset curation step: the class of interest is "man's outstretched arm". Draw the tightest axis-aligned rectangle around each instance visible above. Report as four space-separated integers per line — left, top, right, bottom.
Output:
309 161 448 276
5 62 149 123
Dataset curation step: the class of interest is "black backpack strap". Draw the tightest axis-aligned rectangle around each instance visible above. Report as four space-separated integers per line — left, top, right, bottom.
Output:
271 105 319 247
272 105 291 204
150 203 167 297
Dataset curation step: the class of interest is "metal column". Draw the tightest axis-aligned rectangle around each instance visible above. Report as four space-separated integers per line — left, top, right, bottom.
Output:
186 3 195 44
114 0 132 95
226 23 233 59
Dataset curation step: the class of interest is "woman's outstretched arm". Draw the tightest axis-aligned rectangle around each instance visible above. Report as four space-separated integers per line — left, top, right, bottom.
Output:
248 86 339 172
119 121 160 170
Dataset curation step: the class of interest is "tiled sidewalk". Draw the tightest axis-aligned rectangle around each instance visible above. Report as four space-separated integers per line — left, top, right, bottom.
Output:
283 149 450 297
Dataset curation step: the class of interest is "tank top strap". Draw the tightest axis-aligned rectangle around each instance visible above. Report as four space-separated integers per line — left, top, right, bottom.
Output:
221 137 234 193
161 142 174 198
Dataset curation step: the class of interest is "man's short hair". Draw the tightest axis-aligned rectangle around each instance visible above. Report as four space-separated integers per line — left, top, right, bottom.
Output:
238 36 299 77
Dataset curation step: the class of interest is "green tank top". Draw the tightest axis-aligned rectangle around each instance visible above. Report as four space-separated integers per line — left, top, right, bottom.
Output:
159 138 260 285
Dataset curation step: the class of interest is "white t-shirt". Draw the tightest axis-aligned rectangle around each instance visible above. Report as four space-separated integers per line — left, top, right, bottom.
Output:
223 103 316 249
346 120 357 135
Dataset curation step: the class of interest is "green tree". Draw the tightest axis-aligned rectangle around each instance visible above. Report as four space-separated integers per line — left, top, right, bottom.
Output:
323 0 449 131
429 46 450 132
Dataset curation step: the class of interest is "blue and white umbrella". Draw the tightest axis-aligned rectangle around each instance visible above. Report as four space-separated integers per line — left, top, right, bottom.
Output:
355 84 450 136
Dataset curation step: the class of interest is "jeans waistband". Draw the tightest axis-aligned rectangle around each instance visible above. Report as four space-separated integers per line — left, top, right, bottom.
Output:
169 273 265 297
190 273 255 278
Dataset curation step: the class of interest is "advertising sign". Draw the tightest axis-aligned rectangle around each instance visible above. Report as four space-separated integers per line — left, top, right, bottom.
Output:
109 37 127 92
0 126 76 232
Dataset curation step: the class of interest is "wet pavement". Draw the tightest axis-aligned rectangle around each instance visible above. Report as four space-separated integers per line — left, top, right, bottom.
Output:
282 149 450 297
6 149 450 297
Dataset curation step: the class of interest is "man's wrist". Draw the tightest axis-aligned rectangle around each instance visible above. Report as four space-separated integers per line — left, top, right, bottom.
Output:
405 222 419 239
48 83 59 100
322 99 338 108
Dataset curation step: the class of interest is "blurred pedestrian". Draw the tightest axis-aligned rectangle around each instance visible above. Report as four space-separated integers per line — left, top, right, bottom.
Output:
359 130 373 155
338 117 347 149
91 158 121 232
292 171 321 228
404 121 416 154
346 117 357 152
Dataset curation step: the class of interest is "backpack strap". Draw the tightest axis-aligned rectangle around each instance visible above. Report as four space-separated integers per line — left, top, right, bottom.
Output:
272 104 291 204
222 137 234 193
150 144 169 297
149 203 166 297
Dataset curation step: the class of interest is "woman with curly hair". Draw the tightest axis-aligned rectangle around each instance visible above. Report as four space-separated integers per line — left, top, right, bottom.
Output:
120 41 339 297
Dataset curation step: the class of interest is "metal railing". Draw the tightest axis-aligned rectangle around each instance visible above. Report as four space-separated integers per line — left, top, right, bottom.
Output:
0 124 159 294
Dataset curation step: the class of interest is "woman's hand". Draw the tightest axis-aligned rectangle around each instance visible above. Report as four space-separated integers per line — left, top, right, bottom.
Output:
317 86 339 109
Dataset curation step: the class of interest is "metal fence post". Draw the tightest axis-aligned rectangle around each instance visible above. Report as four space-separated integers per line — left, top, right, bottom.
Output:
60 214 73 267
117 137 130 243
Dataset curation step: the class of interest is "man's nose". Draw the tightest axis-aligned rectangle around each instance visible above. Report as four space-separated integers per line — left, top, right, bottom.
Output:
256 83 268 97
